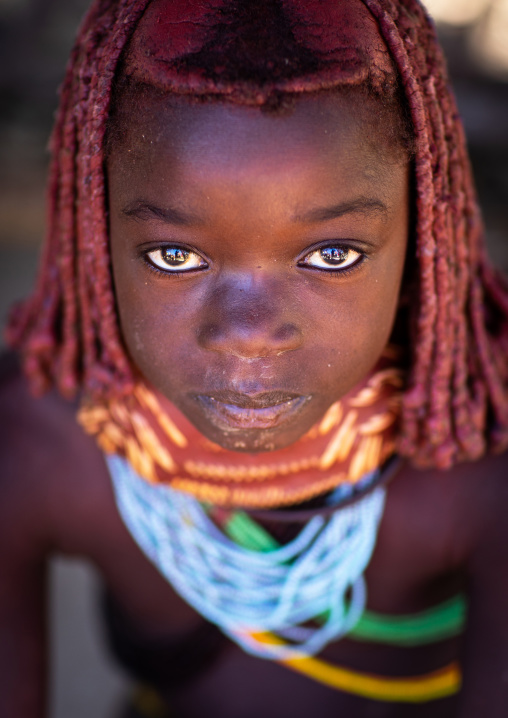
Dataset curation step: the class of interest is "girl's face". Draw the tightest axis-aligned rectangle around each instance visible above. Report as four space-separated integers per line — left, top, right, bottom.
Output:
108 93 409 453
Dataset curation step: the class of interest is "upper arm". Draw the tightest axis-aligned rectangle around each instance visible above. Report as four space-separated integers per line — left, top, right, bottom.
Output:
0 437 48 717
0 353 115 717
0 513 48 718
0 355 62 717
454 451 508 716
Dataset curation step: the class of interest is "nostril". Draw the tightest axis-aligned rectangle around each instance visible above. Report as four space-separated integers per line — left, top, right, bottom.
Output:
276 323 302 343
199 324 221 342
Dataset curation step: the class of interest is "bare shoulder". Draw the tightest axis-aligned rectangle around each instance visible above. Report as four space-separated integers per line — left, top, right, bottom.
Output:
396 448 508 566
377 447 508 585
0 351 111 557
440 448 508 559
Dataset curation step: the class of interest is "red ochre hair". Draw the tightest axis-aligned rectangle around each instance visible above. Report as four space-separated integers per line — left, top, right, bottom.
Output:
6 0 508 469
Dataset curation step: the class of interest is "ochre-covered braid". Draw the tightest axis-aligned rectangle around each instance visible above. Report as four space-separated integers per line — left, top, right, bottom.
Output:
359 0 508 464
7 0 150 398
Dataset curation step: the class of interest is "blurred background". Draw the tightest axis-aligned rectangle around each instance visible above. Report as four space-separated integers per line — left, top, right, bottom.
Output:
0 1 507 716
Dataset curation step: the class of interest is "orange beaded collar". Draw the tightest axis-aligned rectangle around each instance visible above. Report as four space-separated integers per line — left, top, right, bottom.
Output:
78 357 403 509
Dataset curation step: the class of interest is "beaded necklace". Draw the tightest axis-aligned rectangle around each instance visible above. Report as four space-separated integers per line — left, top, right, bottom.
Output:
108 452 386 660
105 455 462 703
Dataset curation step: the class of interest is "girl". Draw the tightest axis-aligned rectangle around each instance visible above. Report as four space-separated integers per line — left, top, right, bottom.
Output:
2 1 508 716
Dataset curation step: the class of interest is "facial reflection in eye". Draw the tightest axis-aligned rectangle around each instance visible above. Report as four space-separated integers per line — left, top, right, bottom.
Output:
300 246 362 271
146 247 207 272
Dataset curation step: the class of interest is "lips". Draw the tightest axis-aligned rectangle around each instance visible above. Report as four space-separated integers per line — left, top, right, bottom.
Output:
194 391 310 431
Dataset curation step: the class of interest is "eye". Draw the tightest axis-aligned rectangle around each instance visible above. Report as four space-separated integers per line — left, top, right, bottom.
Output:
145 246 207 273
300 245 363 271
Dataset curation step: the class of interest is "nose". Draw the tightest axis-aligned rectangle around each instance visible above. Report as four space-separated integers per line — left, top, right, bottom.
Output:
197 275 303 358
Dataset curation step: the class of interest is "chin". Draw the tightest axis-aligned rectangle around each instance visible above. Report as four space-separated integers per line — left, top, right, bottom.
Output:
194 419 309 454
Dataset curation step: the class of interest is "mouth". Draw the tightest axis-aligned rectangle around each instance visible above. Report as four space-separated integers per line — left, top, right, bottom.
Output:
194 391 310 431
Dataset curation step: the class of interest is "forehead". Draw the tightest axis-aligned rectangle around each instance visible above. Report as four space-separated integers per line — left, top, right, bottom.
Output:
110 91 406 182
107 92 410 248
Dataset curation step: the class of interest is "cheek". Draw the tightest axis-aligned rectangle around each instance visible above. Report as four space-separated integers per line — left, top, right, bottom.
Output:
307 281 399 391
112 251 208 387
309 248 406 358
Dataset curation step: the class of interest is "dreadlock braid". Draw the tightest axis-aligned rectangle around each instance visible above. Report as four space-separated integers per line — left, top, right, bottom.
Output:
362 0 508 466
7 0 151 398
6 0 508 470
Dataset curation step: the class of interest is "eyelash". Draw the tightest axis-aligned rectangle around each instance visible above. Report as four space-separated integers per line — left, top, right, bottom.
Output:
143 260 190 280
141 243 367 277
312 258 365 279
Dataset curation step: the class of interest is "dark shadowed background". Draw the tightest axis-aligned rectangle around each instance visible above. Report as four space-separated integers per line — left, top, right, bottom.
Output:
0 1 507 716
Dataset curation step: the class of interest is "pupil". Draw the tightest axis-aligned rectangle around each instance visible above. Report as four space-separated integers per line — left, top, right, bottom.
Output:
320 247 348 265
162 247 189 266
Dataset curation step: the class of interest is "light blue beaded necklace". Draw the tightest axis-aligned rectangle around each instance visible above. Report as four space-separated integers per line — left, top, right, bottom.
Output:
107 454 386 660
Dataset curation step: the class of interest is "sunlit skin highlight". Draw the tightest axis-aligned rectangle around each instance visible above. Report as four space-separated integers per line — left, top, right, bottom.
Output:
109 93 409 452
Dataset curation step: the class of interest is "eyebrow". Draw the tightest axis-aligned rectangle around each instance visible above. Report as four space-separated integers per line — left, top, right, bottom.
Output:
122 197 388 226
122 201 199 226
295 198 388 223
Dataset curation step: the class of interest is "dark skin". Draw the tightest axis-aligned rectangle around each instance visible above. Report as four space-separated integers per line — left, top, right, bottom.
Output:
1 93 508 718
109 94 409 453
